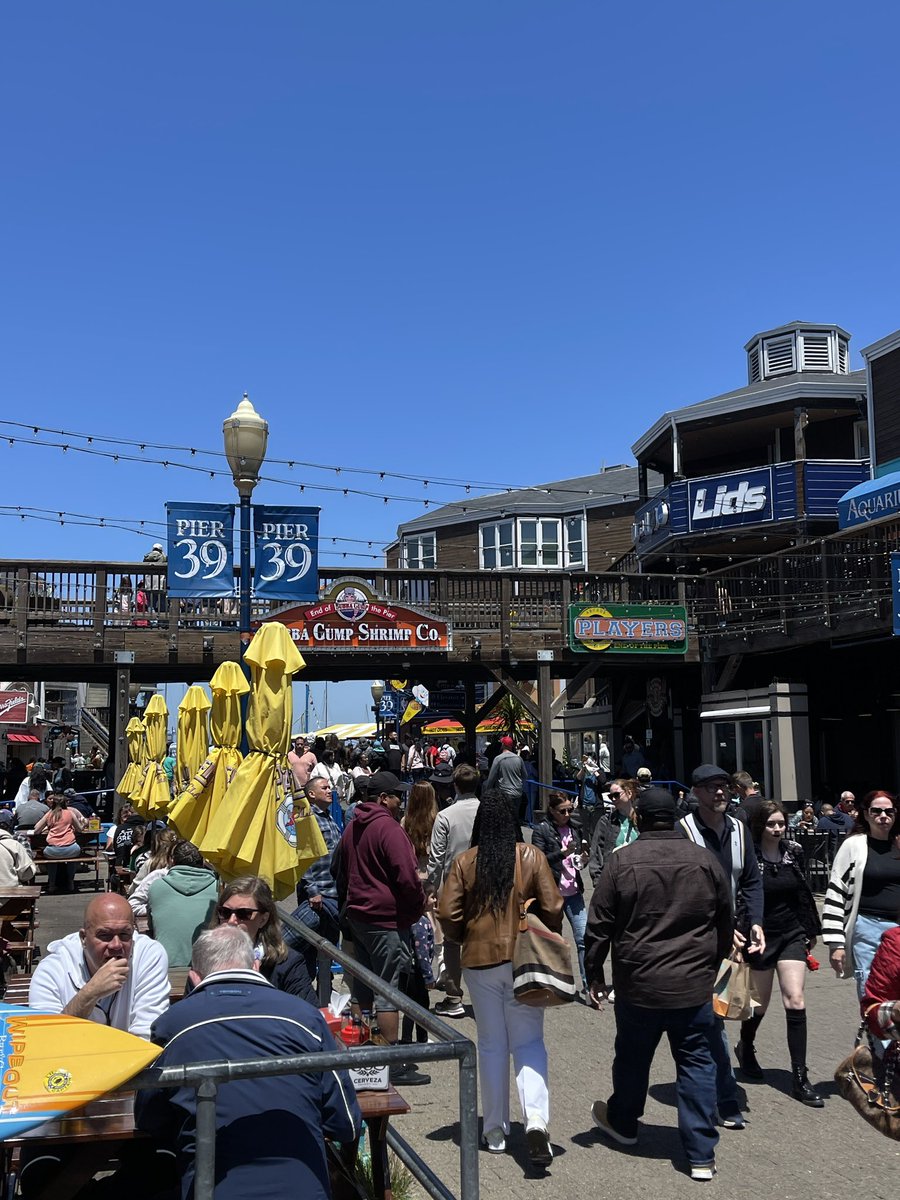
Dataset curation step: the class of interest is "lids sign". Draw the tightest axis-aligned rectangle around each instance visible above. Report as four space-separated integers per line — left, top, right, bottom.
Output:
569 604 688 655
260 581 451 651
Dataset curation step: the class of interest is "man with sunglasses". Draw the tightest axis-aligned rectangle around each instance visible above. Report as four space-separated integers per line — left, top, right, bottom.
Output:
331 770 428 1085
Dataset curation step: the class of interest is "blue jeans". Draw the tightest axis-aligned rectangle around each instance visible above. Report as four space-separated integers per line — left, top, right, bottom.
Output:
709 1017 742 1120
609 999 719 1167
563 893 588 991
852 913 895 1000
289 898 341 1005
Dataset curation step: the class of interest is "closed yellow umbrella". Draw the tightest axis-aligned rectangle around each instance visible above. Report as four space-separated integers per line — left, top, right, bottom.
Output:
136 693 170 817
116 717 147 801
174 686 211 794
203 623 326 899
170 663 249 849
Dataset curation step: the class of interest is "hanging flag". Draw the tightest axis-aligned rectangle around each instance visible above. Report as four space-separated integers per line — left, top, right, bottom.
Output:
253 505 320 602
401 698 423 725
166 503 234 598
412 684 430 708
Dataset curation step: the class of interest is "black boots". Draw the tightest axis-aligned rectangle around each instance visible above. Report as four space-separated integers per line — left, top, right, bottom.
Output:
735 1038 765 1081
791 1066 824 1107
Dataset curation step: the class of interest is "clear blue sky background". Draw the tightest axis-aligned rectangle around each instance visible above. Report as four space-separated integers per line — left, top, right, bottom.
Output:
3 2 899 722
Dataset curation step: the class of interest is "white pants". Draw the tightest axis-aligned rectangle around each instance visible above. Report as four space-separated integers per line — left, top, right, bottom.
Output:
463 962 549 1136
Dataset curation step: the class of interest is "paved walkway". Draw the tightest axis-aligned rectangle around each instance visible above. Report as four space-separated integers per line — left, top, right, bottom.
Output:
27 886 900 1198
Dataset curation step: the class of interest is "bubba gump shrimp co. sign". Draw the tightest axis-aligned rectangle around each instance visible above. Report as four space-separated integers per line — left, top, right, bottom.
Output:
258 582 452 651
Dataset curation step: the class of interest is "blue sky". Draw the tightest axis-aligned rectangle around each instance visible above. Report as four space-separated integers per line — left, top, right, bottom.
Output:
3 2 899 721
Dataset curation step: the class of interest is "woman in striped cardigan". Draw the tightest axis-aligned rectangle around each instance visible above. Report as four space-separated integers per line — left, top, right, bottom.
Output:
822 790 900 998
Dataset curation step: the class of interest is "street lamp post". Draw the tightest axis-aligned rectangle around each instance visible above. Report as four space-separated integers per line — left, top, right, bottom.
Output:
370 680 385 738
223 394 269 661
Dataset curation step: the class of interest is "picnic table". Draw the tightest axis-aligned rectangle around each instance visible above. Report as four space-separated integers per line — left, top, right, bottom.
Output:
1 1076 409 1200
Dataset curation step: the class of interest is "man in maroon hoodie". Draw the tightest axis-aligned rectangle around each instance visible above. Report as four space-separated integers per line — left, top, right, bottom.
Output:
331 770 428 1085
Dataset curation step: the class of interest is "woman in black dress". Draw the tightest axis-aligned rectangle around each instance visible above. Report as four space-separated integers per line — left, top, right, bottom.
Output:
735 801 824 1107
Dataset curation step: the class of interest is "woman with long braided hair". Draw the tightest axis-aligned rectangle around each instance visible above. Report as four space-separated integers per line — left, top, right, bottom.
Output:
438 792 562 1169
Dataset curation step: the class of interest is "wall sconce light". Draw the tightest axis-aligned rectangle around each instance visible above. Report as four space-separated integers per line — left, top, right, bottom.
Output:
203 636 214 653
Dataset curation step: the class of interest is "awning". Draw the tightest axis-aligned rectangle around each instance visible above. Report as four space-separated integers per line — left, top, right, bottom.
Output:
6 733 40 744
310 723 376 740
838 472 900 530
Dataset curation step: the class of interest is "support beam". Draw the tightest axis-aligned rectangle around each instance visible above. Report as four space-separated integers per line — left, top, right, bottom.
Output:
549 662 599 720
538 662 553 800
713 653 743 694
463 678 477 748
113 667 130 815
486 669 541 723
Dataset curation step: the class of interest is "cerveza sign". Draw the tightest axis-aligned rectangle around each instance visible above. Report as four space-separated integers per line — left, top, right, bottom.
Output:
569 604 688 655
838 473 900 529
258 581 452 652
687 467 773 531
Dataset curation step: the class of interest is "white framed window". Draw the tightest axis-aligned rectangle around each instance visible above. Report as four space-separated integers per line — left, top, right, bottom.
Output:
518 518 561 567
402 531 436 569
565 516 585 567
480 520 514 569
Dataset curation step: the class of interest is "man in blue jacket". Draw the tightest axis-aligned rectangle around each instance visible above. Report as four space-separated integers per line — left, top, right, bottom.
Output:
135 924 361 1200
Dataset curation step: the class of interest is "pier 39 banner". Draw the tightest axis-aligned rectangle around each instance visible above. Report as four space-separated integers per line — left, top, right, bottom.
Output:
165 502 320 602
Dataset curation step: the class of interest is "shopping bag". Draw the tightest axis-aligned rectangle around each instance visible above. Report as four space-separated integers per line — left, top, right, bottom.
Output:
712 955 760 1021
834 1011 900 1140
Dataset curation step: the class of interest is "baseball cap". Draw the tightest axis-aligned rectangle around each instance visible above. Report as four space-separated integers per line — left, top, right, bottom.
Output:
691 764 731 786
635 786 677 822
636 767 652 781
500 735 514 749
367 770 409 797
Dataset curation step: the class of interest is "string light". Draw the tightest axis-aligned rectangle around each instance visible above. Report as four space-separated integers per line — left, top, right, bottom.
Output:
0 419 641 505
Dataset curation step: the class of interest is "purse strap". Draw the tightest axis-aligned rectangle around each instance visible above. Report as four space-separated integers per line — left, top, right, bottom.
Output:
513 845 532 932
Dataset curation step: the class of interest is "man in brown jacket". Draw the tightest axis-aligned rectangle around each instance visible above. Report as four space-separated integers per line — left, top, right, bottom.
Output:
585 787 732 1183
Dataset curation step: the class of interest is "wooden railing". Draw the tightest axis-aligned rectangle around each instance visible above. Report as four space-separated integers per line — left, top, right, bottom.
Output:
4 528 893 663
0 561 697 650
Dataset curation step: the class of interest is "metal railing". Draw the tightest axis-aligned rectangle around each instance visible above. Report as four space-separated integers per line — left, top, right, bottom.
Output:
128 911 479 1200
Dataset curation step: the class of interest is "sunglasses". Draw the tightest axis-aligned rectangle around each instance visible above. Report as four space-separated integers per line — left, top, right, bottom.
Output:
217 906 262 922
609 791 624 799
869 808 896 817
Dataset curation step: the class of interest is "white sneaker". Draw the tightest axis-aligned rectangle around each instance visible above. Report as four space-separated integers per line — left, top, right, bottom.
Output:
481 1128 506 1153
691 1164 717 1182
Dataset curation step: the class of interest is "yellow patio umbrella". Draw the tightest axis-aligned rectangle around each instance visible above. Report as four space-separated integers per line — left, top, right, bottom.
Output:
174 685 211 794
116 717 147 801
136 693 171 817
170 662 249 849
203 623 326 899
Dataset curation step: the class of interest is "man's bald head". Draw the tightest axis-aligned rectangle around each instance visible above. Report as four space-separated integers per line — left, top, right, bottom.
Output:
80 894 136 974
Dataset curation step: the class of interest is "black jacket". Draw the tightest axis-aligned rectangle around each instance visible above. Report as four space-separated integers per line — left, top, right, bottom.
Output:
531 817 586 895
588 809 637 885
585 830 733 1008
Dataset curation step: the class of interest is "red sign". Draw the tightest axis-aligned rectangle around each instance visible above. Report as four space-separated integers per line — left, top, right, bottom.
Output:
0 691 29 724
260 583 451 652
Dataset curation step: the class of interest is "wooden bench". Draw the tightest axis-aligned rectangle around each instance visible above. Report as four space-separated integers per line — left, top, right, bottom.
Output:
27 832 106 893
0 888 40 974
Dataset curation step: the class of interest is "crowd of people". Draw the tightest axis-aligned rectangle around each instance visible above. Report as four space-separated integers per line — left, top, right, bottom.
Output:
7 726 900 1194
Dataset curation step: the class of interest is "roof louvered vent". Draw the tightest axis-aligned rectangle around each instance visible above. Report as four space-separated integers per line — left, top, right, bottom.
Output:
800 333 832 371
744 323 852 383
764 336 795 376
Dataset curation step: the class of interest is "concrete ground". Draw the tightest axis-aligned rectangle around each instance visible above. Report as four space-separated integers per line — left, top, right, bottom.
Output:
27 881 900 1200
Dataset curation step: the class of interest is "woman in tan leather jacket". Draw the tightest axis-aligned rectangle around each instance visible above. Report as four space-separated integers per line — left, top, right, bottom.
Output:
438 793 563 1168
